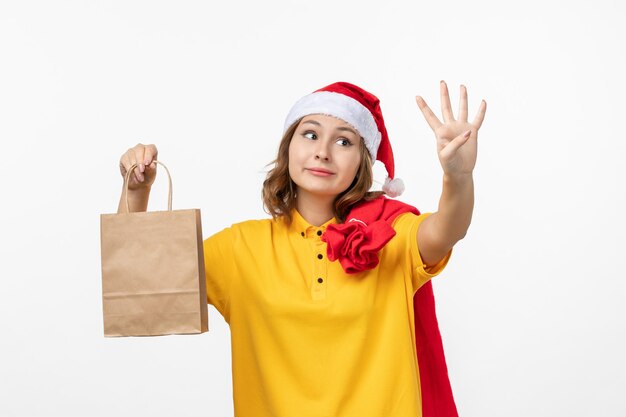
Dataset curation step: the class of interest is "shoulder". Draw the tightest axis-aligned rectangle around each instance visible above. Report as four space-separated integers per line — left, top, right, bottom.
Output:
205 217 280 244
203 217 287 266
230 217 274 232
391 211 432 233
383 211 433 260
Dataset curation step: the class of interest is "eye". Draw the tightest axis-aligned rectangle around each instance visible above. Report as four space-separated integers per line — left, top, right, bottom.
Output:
336 138 353 147
303 131 317 140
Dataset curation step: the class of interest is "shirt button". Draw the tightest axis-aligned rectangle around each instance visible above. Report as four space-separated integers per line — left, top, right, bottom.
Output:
317 254 323 260
317 278 324 283
316 230 322 236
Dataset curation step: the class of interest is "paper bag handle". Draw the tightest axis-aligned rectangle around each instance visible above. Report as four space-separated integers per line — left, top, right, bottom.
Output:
123 160 173 213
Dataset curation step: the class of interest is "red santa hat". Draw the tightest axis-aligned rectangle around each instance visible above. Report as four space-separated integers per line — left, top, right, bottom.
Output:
283 82 405 197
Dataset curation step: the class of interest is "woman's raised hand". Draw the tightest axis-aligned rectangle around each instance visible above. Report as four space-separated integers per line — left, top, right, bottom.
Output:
415 81 486 176
119 143 159 191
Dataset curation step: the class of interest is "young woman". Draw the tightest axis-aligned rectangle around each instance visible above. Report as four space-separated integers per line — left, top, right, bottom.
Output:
117 81 486 417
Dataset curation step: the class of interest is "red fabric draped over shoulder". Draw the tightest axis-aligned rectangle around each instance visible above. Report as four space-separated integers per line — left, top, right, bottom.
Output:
322 196 458 417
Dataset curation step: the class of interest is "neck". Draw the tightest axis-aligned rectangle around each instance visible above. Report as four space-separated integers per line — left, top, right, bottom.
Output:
295 190 336 227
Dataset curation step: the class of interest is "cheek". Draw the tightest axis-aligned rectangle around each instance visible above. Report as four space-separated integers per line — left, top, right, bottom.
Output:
352 158 361 175
339 153 362 184
348 154 362 176
288 140 300 161
287 143 301 179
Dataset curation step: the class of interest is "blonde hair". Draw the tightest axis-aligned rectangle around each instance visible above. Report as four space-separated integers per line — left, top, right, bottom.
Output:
262 118 383 224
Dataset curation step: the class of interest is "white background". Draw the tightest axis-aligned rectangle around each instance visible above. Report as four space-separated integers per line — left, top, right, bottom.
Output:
1 0 625 416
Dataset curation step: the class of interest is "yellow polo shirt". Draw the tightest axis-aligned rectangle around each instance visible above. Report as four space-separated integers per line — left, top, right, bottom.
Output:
204 210 451 417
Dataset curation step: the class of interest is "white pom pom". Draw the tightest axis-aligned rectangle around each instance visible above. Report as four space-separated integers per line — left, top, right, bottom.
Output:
382 177 405 197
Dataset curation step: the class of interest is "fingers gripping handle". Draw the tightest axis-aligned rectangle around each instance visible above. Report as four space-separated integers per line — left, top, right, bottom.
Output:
123 160 173 213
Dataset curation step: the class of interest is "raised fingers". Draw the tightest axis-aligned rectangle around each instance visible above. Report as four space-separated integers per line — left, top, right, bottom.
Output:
458 85 468 122
415 96 443 131
440 80 454 122
472 100 487 130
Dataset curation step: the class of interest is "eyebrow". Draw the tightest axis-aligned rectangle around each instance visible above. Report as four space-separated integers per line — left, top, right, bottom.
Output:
301 120 359 136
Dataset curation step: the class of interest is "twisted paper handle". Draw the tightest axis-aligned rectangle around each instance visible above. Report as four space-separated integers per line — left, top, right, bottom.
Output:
123 160 173 213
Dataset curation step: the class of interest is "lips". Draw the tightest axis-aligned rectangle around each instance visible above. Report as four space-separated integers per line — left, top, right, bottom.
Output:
306 168 335 177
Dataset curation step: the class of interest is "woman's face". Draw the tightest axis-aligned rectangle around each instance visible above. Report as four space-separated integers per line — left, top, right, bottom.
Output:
288 114 362 199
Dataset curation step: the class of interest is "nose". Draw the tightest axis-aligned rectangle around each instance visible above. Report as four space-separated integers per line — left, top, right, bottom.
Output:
315 140 330 161
315 151 330 161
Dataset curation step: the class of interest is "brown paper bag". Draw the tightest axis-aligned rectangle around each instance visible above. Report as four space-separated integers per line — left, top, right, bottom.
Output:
100 161 208 337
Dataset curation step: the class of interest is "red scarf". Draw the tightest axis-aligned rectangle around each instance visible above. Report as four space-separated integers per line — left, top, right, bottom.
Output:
322 196 458 417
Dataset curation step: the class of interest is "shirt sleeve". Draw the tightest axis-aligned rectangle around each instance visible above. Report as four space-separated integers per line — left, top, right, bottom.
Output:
392 212 453 293
203 226 238 321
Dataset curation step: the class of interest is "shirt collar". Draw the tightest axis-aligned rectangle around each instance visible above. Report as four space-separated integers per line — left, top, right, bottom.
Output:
290 209 337 239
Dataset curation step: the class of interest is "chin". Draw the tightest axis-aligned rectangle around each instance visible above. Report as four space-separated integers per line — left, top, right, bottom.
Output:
297 183 351 198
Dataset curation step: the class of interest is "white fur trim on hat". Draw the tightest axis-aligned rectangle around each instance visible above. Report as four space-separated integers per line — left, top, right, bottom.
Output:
283 91 382 163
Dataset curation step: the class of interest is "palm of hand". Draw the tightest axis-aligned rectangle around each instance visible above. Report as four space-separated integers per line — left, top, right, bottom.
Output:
416 81 486 176
435 121 478 174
